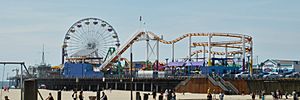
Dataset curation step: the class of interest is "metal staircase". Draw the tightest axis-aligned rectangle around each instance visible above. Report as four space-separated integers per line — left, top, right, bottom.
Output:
207 75 229 91
207 75 240 94
219 77 239 94
175 78 191 91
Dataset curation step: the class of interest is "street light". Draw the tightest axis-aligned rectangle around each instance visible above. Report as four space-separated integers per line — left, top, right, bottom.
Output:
102 77 105 90
76 78 79 91
130 45 133 100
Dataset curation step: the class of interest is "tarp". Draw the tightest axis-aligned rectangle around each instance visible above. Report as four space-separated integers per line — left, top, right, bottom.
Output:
167 62 185 66
185 61 204 66
134 64 144 68
51 65 62 69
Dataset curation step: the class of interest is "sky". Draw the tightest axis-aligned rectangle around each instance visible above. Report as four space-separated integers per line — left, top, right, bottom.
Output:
0 0 300 78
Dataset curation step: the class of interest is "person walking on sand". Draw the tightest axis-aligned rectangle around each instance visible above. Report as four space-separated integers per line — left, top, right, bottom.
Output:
152 90 157 99
46 93 54 100
101 92 108 100
207 87 211 94
159 91 163 100
72 91 77 100
212 89 216 100
285 91 289 99
207 93 212 100
79 91 84 100
4 96 9 100
219 92 224 100
293 90 298 100
171 92 176 100
251 92 255 100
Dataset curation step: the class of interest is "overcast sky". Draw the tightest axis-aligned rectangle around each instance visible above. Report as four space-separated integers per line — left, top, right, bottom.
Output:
0 0 299 78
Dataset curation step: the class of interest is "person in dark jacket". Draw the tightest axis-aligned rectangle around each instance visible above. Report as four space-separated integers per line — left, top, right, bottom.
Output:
4 96 9 100
101 92 108 100
207 93 212 100
46 93 54 100
152 90 157 99
159 92 164 100
79 91 84 100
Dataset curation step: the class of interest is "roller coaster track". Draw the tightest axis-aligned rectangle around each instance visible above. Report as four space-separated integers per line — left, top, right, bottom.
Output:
99 31 252 70
146 32 252 44
190 48 251 56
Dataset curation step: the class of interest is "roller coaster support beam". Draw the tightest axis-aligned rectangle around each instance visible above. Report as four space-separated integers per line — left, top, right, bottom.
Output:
242 35 246 71
156 38 159 71
225 44 228 66
208 34 212 66
250 41 253 75
189 35 192 61
146 34 149 70
203 46 206 67
172 43 175 62
61 47 65 65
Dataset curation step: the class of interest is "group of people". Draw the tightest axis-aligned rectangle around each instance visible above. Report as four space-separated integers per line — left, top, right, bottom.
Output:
157 89 176 100
44 89 108 100
136 89 176 100
207 92 224 100
250 89 299 100
207 88 225 100
207 88 224 100
71 90 107 100
249 90 265 100
71 90 84 100
270 89 283 99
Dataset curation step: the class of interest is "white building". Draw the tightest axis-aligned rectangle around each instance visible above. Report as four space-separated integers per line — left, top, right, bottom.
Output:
262 59 300 73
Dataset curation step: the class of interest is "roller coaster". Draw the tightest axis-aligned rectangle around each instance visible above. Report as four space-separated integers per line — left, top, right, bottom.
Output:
61 18 254 77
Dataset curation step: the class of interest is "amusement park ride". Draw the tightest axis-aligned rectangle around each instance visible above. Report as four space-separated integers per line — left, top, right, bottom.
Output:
61 17 253 78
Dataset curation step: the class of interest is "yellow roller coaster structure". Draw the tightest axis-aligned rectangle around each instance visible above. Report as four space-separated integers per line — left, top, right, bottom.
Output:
99 31 253 74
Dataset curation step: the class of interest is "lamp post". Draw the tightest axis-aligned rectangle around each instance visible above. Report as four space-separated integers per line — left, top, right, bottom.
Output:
165 58 169 66
102 77 105 90
76 78 79 91
130 45 133 100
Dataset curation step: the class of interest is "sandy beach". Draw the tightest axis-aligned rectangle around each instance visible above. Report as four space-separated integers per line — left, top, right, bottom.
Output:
0 89 297 100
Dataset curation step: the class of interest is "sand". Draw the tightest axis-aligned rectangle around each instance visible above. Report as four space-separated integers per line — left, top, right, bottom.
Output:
0 89 298 100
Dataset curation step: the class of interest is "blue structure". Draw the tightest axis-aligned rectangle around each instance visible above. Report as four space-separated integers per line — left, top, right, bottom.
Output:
62 62 103 78
200 66 240 75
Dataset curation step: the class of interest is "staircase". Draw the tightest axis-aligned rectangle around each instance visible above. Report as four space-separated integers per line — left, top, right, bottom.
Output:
175 78 191 91
219 77 239 94
207 75 229 91
208 75 240 94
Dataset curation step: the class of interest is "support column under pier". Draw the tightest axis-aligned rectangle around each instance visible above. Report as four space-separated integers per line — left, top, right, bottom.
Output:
151 83 153 92
143 83 145 91
106 82 108 89
135 83 137 91
125 83 127 90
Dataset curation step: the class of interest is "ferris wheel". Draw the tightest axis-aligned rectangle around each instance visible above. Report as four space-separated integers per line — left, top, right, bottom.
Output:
62 18 120 63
